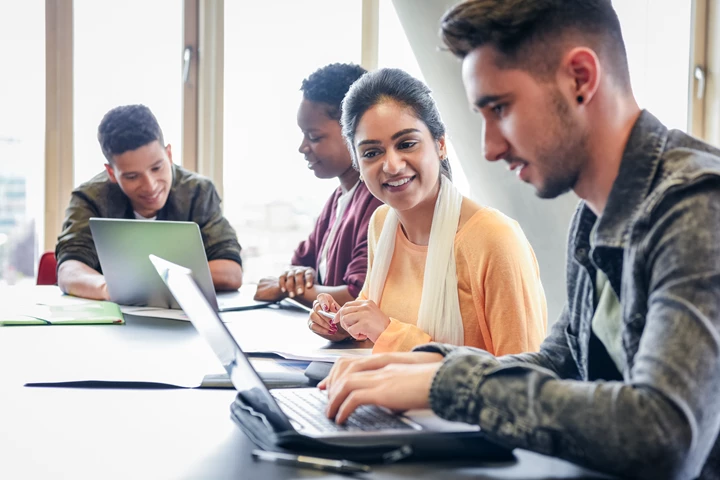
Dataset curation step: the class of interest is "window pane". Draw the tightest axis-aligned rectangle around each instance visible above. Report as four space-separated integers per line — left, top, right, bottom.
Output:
378 0 469 196
224 0 362 282
0 0 44 284
615 0 692 131
73 0 182 187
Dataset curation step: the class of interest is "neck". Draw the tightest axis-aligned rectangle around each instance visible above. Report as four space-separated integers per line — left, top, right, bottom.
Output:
395 178 441 246
338 167 360 193
574 92 641 216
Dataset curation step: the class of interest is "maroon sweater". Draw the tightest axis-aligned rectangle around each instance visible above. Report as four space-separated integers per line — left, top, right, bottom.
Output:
291 182 382 298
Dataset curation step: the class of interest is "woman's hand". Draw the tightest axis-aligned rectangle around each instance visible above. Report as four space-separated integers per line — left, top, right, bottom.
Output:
308 293 351 342
334 299 390 343
279 266 317 298
254 277 285 301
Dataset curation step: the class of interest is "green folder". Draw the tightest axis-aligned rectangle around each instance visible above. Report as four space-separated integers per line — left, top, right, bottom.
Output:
0 301 125 326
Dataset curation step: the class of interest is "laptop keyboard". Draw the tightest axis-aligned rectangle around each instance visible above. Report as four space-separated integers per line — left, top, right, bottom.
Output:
271 388 415 433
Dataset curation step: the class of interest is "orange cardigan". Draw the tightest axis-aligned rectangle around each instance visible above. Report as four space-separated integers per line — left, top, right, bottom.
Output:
359 201 547 355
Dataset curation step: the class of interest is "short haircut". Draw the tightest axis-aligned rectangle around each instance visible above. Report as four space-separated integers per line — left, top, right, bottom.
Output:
300 63 368 120
341 68 452 180
440 0 631 89
97 104 165 163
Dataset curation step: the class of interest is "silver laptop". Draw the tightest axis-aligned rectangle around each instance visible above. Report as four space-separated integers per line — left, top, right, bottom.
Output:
89 218 267 312
150 254 482 439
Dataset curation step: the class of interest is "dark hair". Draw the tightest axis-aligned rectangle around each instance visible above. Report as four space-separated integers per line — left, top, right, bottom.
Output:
300 63 368 120
440 0 630 88
97 104 165 163
341 68 452 179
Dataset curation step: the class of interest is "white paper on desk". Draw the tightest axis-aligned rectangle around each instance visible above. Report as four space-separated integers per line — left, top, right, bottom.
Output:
248 348 372 363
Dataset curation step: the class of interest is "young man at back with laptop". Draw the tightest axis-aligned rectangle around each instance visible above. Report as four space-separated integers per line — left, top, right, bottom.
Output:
56 104 243 300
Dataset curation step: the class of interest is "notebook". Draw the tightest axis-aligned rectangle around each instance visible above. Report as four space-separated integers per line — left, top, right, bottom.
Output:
1 301 124 326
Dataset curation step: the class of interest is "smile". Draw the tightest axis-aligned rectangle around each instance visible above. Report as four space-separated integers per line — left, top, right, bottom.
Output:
382 175 416 192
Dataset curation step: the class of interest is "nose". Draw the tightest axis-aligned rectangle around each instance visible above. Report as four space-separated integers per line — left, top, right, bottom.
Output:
141 173 156 193
483 121 508 162
383 149 407 175
298 137 310 155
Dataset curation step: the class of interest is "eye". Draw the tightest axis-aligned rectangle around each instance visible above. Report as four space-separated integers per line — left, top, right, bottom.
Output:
308 135 323 143
361 149 381 159
124 174 137 180
398 140 418 150
491 103 507 117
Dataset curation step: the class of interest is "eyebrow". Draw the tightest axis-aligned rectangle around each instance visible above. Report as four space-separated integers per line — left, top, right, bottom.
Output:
121 159 164 176
356 128 422 147
475 94 511 110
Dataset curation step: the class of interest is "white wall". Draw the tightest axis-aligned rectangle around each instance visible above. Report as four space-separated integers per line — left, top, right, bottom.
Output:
392 0 579 323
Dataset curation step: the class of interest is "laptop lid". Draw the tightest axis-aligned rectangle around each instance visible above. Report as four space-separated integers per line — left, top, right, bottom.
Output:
149 254 295 432
90 218 219 310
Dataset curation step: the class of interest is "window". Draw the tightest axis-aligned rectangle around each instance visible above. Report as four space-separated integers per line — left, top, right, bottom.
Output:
377 0 469 195
73 0 183 187
0 0 45 284
615 0 693 131
224 0 363 282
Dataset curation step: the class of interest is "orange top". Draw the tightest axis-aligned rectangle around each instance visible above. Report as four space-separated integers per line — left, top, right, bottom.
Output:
359 200 547 355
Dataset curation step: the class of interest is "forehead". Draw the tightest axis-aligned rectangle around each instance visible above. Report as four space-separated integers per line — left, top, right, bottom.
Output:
112 141 165 170
461 46 545 105
355 101 428 142
297 98 334 127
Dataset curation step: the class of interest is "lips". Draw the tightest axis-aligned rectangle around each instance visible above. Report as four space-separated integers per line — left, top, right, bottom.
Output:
382 175 416 192
141 190 163 203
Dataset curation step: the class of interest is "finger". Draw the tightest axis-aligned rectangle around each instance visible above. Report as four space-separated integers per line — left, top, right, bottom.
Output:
326 372 375 421
336 389 375 425
278 272 288 293
346 322 368 341
309 320 334 336
316 293 335 312
294 270 305 295
309 310 332 331
304 269 315 288
285 275 297 298
337 310 359 328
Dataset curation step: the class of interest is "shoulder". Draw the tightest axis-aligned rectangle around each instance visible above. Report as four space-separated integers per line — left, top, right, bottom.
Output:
72 170 125 208
355 182 383 207
368 204 392 241
74 169 114 196
455 200 529 252
172 164 217 196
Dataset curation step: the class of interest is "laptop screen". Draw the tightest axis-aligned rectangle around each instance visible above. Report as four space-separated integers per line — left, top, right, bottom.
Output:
149 255 293 431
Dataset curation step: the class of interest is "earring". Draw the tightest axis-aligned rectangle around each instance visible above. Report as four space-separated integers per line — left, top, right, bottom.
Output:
577 95 584 104
359 174 364 182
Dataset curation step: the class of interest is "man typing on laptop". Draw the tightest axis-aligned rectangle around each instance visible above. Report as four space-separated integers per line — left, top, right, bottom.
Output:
56 104 243 300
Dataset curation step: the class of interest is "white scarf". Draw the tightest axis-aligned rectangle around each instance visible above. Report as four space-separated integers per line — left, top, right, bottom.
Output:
368 175 464 345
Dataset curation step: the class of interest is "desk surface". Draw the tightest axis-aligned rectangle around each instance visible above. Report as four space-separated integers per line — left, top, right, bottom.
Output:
0 287 609 479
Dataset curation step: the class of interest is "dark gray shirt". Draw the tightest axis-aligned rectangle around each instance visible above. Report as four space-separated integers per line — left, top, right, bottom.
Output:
56 164 242 271
416 111 720 479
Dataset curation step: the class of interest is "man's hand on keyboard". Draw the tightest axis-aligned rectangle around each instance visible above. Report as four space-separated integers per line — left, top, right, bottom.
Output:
322 361 442 425
318 352 444 393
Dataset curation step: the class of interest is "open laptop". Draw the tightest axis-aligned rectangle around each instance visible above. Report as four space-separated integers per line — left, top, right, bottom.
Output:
90 218 268 312
149 254 505 451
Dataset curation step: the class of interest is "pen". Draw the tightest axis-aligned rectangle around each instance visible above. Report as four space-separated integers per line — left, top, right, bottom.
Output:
282 297 313 313
251 449 371 474
317 309 337 321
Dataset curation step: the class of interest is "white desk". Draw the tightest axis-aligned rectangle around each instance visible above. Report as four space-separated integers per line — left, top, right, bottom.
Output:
0 287 611 479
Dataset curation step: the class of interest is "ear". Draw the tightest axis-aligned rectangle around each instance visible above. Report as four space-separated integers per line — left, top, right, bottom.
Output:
436 135 448 159
165 144 173 163
104 163 118 183
561 47 601 106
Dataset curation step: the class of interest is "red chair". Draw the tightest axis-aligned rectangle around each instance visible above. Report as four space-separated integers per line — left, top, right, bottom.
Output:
37 251 58 285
